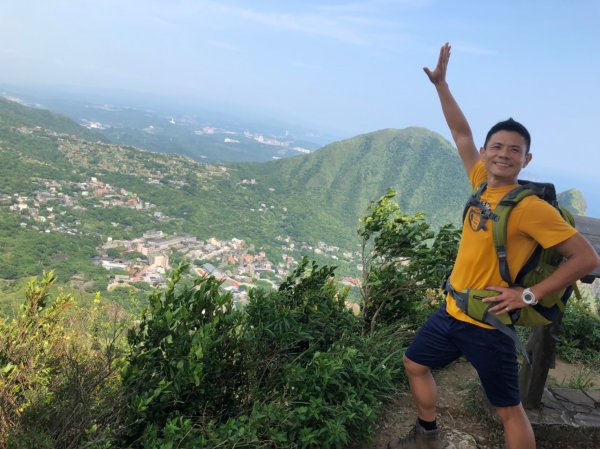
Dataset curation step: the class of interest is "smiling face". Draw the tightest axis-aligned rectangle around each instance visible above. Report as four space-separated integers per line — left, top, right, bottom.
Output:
480 130 532 187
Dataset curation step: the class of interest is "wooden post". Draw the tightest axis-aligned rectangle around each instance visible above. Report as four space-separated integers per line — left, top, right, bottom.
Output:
519 320 561 409
519 214 600 409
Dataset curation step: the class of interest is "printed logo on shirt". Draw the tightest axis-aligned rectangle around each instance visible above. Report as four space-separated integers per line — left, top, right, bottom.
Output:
468 201 497 232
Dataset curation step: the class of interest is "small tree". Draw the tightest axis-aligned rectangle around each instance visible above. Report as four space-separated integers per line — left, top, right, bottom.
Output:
358 189 460 333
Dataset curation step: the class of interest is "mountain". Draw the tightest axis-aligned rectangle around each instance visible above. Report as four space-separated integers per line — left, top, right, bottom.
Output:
558 188 587 216
0 96 587 245
234 127 470 239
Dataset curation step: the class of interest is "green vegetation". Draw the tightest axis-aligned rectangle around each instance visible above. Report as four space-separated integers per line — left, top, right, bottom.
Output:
0 272 128 448
558 188 588 216
0 98 474 312
358 188 460 333
118 261 407 448
0 97 589 316
559 367 597 389
0 225 102 281
234 127 471 244
558 296 600 369
0 96 100 141
0 190 599 448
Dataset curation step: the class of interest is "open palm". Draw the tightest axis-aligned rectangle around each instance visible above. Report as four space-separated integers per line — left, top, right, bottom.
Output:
423 42 450 85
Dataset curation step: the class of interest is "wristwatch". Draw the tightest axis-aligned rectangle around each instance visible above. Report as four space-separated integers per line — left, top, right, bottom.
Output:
522 288 538 305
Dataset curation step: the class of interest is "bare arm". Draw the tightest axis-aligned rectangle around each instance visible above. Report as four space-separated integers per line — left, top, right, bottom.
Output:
424 43 479 174
528 233 600 300
484 233 600 314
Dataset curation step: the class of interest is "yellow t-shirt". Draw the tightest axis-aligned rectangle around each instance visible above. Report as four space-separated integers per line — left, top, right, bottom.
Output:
446 160 577 328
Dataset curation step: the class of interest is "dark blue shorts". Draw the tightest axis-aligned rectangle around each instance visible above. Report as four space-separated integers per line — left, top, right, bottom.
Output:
405 305 519 407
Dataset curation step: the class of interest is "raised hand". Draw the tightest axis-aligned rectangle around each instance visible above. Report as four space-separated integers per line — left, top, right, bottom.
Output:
423 42 450 86
423 42 478 172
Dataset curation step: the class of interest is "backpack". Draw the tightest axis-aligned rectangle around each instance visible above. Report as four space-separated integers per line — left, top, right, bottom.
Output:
443 180 578 362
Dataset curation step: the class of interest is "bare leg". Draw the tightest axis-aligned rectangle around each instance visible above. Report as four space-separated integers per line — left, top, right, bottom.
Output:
496 404 535 449
403 355 437 421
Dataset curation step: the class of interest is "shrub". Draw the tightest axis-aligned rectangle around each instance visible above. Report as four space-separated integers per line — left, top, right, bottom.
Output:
558 296 600 368
119 260 407 448
0 272 128 449
120 265 250 446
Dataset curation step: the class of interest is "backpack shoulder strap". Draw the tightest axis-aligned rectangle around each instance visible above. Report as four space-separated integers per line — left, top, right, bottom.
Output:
492 184 540 285
462 181 488 224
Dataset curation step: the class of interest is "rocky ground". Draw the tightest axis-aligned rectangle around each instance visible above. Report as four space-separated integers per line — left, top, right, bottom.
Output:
358 358 600 449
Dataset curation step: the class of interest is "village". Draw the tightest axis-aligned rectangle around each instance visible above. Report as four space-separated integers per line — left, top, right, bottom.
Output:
99 231 362 306
4 175 157 236
194 126 312 155
1 162 362 305
99 231 286 304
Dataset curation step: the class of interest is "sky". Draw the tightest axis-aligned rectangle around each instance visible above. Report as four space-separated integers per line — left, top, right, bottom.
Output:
1 0 600 214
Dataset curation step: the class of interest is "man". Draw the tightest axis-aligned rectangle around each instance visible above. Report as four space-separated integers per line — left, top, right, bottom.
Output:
388 43 600 449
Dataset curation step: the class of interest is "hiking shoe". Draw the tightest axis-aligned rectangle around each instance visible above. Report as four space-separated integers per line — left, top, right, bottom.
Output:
387 421 443 449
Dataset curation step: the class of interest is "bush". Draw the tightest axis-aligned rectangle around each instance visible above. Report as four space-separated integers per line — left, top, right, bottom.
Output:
0 272 128 449
119 260 407 448
558 296 600 368
120 264 250 446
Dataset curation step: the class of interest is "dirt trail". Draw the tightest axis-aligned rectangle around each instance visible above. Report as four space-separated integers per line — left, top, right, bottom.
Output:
361 358 600 449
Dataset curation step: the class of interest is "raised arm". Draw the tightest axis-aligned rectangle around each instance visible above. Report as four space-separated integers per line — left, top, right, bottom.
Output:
424 43 479 175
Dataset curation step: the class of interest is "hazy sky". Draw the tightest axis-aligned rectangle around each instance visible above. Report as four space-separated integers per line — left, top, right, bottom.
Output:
1 0 600 213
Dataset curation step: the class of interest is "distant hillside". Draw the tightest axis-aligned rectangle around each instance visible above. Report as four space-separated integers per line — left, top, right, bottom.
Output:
558 188 587 216
0 96 100 141
99 125 316 164
0 89 327 163
236 127 470 235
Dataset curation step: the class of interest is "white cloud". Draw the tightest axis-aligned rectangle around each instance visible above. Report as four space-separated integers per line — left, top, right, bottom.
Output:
291 61 323 71
315 0 432 14
453 43 495 56
208 40 239 52
202 1 405 46
230 8 369 45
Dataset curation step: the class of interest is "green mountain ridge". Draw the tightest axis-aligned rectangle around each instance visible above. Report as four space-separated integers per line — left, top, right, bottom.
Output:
0 96 586 239
237 127 470 233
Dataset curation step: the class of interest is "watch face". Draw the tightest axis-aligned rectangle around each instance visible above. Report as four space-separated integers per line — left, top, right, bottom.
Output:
523 290 535 304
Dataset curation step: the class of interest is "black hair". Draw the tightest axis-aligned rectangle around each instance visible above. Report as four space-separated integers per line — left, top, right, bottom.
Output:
484 118 531 153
